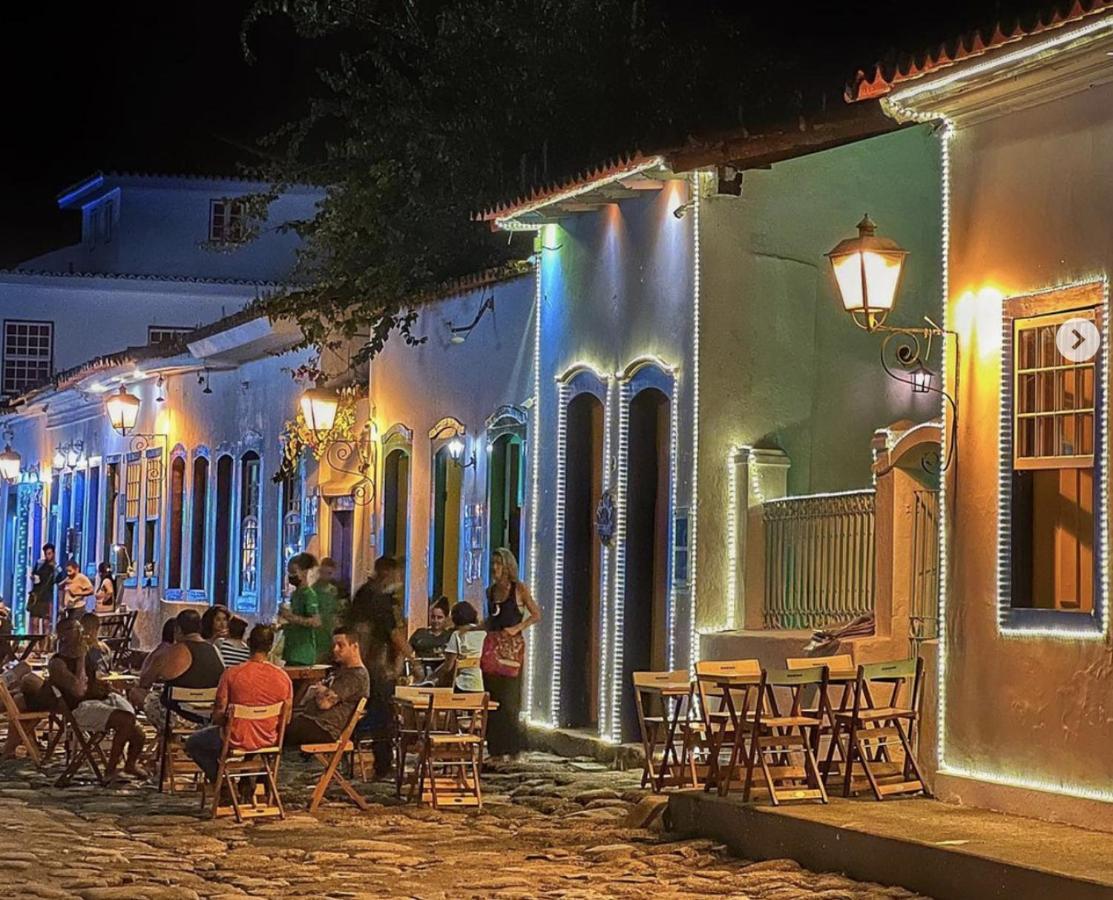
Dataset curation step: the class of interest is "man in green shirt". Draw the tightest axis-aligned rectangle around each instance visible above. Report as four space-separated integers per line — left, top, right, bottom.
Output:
278 553 321 666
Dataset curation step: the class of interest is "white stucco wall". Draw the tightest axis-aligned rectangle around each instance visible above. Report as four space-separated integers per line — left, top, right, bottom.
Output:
944 79 1113 809
697 124 943 631
369 276 536 623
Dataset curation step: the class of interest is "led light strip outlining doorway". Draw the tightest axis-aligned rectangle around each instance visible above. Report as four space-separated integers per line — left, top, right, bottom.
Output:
688 171 704 666
598 376 616 740
524 255 543 724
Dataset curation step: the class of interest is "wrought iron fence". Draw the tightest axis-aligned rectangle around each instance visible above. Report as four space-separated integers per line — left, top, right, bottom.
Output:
909 489 940 645
763 490 876 629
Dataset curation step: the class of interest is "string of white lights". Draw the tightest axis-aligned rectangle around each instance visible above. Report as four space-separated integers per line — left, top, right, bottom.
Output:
666 374 680 671
525 253 543 724
688 171 704 667
995 275 1109 642
598 376 615 740
725 448 739 632
610 379 631 743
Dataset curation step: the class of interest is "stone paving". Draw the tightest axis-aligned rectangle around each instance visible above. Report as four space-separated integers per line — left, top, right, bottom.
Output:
0 750 926 899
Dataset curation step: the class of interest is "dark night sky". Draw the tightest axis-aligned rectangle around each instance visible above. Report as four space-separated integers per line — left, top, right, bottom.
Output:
0 0 1043 268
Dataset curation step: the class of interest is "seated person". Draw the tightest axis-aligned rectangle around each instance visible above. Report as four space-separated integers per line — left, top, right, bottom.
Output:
0 661 52 759
285 626 369 746
80 612 112 676
130 609 224 731
48 617 146 780
214 616 251 667
184 624 293 785
409 597 452 662
432 601 485 693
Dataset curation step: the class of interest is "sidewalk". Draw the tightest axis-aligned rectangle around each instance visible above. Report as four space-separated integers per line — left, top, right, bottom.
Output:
669 790 1113 900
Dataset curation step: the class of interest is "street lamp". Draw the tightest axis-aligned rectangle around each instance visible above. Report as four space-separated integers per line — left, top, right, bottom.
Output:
0 443 21 483
300 388 339 434
826 214 908 332
909 361 934 394
447 436 476 470
106 385 141 436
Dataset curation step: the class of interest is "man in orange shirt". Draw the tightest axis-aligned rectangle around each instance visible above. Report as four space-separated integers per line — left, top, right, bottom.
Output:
184 623 292 785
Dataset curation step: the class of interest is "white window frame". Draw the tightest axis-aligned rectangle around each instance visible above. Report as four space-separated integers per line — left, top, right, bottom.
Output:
2 319 53 396
209 199 247 243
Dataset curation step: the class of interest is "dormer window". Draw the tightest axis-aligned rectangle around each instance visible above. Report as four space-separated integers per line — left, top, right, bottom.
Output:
209 199 247 243
84 197 115 250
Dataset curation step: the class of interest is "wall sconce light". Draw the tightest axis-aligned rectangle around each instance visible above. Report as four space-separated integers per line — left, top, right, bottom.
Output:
448 436 477 469
300 387 339 434
0 427 21 483
827 214 956 469
105 385 166 454
827 214 908 333
52 448 66 470
52 440 84 472
446 293 495 345
156 375 165 403
106 386 141 436
200 369 213 395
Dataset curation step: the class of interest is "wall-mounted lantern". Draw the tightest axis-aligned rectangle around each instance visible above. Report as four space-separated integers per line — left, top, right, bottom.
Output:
0 428 21 483
448 436 477 470
106 385 141 436
300 387 339 434
827 214 956 470
826 214 909 333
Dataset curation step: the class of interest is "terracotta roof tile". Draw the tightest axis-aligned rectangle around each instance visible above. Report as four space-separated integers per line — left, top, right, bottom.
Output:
847 0 1113 102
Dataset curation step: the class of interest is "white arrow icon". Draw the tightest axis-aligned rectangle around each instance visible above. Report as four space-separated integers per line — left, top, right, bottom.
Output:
1056 318 1100 363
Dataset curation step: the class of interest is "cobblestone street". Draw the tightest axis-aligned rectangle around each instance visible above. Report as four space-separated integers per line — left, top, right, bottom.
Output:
0 751 924 899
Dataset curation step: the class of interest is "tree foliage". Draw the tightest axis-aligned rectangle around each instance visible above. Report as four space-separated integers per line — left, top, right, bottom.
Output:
240 1 789 362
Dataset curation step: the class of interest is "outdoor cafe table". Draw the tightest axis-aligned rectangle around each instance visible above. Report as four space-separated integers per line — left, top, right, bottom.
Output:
698 670 764 795
284 664 331 705
635 675 699 793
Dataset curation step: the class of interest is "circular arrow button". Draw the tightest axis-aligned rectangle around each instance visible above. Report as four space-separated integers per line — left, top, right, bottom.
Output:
1056 318 1100 363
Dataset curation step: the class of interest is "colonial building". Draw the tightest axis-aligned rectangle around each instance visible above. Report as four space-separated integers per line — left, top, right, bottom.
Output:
468 109 943 742
850 1 1113 832
0 173 319 399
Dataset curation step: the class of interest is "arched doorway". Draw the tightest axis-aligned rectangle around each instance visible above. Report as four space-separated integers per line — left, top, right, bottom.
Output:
382 447 410 561
431 444 463 602
561 391 604 728
621 386 671 741
488 433 524 564
213 454 233 606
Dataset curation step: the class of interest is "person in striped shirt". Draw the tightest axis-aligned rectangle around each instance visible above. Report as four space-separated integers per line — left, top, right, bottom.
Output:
214 616 251 667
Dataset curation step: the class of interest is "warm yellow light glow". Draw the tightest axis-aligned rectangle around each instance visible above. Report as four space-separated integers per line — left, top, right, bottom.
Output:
953 286 1005 361
447 437 465 460
827 215 908 329
0 445 20 482
106 385 141 435
300 388 338 433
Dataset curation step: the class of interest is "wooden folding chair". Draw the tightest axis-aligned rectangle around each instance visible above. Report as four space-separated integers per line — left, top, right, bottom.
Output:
409 692 489 810
100 612 138 670
157 686 217 793
47 688 108 788
786 653 854 775
0 676 53 765
631 671 702 791
742 667 828 806
211 701 288 822
694 659 762 795
393 686 454 798
827 658 927 800
303 697 369 814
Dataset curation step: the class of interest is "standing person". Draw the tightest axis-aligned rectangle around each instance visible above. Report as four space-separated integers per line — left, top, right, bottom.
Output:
278 553 320 667
184 624 293 788
200 605 230 643
93 563 116 613
483 548 541 760
433 601 485 693
214 616 251 667
59 561 95 619
314 558 344 663
28 544 58 635
346 556 412 778
285 626 369 746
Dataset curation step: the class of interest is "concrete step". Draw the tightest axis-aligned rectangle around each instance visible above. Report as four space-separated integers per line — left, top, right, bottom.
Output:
668 790 1113 900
